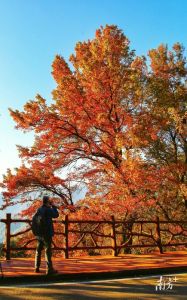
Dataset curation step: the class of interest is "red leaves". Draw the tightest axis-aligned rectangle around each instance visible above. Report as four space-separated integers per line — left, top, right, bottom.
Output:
1 25 186 225
52 55 72 83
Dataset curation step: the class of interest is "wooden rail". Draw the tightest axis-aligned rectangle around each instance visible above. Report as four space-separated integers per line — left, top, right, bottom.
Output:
0 214 187 260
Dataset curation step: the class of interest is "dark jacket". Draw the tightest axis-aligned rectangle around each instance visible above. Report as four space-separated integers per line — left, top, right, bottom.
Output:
37 205 59 237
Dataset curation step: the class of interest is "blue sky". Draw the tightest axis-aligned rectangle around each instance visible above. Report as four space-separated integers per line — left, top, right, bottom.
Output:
0 0 187 180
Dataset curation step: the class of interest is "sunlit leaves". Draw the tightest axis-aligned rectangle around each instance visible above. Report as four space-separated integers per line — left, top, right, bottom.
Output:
1 25 186 224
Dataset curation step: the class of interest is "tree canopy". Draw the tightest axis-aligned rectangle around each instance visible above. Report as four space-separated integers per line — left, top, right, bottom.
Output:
1 25 186 221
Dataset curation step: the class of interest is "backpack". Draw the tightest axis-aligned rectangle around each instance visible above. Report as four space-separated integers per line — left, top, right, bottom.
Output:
31 209 47 236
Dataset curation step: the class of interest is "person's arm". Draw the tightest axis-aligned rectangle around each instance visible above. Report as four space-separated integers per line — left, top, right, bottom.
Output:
46 206 59 218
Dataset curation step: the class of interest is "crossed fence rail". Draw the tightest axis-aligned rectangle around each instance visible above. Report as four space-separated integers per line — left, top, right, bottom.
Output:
0 213 187 260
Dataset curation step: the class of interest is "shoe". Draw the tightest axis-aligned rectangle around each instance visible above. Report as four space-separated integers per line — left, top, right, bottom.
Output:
35 267 40 273
46 268 58 275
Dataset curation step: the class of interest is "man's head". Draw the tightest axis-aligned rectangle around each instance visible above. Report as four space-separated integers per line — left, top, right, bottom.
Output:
43 195 50 205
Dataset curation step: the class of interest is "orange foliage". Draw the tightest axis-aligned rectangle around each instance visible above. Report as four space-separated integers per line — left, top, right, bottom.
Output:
1 25 186 224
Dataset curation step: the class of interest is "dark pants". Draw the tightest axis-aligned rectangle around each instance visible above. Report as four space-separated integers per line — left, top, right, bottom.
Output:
35 236 53 270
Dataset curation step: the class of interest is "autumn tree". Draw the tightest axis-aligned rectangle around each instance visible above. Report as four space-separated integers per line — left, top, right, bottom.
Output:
145 43 187 220
1 25 186 224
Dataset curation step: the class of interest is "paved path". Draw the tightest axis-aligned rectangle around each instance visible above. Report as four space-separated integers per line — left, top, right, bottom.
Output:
0 251 186 281
0 273 186 299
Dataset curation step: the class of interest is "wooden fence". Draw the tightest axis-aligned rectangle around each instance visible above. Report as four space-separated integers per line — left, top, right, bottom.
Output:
0 213 187 260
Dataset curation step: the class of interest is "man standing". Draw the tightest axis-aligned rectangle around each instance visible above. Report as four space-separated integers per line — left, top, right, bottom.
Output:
34 195 59 275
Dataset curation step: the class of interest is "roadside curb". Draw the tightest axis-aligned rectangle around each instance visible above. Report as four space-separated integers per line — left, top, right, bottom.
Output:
0 265 186 286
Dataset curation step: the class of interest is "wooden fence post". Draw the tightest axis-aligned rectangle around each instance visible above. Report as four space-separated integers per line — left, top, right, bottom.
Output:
156 216 163 254
5 213 11 260
111 215 118 257
64 215 69 259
